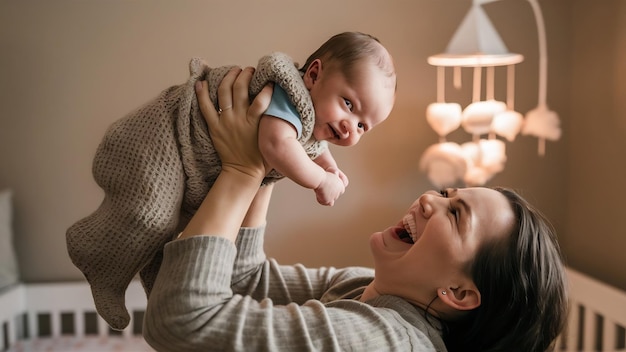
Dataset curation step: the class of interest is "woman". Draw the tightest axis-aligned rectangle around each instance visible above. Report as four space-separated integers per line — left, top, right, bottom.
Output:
143 67 568 352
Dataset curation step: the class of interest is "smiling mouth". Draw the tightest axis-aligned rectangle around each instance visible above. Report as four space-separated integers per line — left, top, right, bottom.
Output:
329 124 340 139
398 214 418 244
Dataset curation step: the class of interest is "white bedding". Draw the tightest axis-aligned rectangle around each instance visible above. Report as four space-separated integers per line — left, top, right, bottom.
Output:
7 336 153 352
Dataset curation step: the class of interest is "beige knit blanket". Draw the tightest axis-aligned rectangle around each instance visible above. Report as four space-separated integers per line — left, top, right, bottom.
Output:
66 52 326 330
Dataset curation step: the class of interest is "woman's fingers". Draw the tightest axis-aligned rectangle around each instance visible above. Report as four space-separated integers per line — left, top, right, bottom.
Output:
233 67 254 113
195 80 218 130
249 83 274 173
194 66 271 178
250 83 273 121
216 67 242 114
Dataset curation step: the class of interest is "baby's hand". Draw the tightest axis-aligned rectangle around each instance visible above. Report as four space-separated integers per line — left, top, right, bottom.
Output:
314 170 346 206
328 167 349 187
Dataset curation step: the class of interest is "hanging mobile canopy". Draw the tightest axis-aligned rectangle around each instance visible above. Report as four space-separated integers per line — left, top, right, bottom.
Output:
420 0 561 188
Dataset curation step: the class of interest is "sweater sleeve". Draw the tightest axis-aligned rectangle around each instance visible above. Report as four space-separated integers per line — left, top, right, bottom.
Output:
143 235 446 352
230 226 344 305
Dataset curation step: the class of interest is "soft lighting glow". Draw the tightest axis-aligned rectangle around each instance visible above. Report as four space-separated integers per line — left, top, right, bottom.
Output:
419 0 561 187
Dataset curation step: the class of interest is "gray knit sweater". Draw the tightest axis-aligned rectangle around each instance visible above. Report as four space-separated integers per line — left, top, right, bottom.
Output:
143 227 447 352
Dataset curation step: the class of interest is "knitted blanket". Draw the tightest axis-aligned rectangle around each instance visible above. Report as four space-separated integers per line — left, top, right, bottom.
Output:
66 52 326 330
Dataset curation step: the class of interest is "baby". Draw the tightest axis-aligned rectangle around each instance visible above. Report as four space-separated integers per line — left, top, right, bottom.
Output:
261 32 396 205
66 31 396 330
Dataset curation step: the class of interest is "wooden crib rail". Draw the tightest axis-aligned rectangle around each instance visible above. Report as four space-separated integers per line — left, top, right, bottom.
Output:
557 268 626 352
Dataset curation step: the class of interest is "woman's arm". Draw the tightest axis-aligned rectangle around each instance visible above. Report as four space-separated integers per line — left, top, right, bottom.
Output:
178 67 271 242
146 237 438 352
241 183 274 228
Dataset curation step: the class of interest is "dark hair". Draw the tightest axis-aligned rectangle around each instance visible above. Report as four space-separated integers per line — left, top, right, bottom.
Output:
443 187 568 352
298 31 396 83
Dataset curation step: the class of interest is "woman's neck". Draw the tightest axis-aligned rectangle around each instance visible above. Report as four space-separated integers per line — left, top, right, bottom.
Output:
360 282 445 320
360 282 446 334
359 283 380 302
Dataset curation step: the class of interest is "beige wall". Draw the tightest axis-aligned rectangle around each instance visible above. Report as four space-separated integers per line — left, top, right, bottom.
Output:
0 0 622 291
566 0 626 290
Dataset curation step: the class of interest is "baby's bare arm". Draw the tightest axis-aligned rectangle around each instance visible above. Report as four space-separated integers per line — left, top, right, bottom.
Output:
259 116 345 205
258 116 327 189
312 149 337 170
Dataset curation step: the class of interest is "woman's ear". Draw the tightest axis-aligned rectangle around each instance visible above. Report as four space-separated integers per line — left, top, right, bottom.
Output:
303 59 322 89
437 284 481 311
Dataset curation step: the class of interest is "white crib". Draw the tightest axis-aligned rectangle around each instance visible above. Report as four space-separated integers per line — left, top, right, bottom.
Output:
1 269 625 352
0 280 152 351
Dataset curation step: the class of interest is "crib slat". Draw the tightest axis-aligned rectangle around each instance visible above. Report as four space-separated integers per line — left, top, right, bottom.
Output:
51 309 61 337
75 309 85 338
603 318 617 352
28 311 38 338
123 314 133 338
97 315 109 338
565 301 579 351
582 307 595 351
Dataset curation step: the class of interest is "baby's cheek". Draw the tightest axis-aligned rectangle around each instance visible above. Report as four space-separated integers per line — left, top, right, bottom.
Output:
312 125 329 141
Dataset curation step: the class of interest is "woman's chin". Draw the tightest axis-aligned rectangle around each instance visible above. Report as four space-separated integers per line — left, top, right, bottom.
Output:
369 231 384 250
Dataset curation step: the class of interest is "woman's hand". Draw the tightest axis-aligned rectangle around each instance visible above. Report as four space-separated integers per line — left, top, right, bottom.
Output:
178 67 273 240
195 67 273 181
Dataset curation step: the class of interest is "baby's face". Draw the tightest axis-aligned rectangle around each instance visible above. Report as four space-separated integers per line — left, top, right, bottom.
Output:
306 60 396 147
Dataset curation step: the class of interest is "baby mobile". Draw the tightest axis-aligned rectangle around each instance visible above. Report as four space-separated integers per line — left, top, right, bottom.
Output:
419 0 561 188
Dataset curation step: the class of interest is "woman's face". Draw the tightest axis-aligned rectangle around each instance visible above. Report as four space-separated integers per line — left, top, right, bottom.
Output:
368 187 515 307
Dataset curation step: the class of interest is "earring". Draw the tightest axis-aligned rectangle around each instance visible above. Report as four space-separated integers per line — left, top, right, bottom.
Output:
442 290 447 295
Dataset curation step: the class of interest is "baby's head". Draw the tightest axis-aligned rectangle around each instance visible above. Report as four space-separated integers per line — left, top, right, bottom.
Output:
300 32 396 147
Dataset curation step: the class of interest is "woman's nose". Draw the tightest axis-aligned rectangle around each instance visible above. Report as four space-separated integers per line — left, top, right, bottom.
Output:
418 193 441 218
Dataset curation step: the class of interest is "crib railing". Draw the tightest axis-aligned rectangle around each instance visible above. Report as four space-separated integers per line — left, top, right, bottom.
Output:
0 280 147 350
22 281 146 339
557 268 626 352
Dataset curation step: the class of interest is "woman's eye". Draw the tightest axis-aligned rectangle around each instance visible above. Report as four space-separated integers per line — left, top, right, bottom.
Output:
343 98 353 111
440 189 459 222
449 207 459 222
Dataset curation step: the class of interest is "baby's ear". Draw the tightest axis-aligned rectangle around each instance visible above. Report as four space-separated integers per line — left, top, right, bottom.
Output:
303 59 321 88
437 285 481 311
